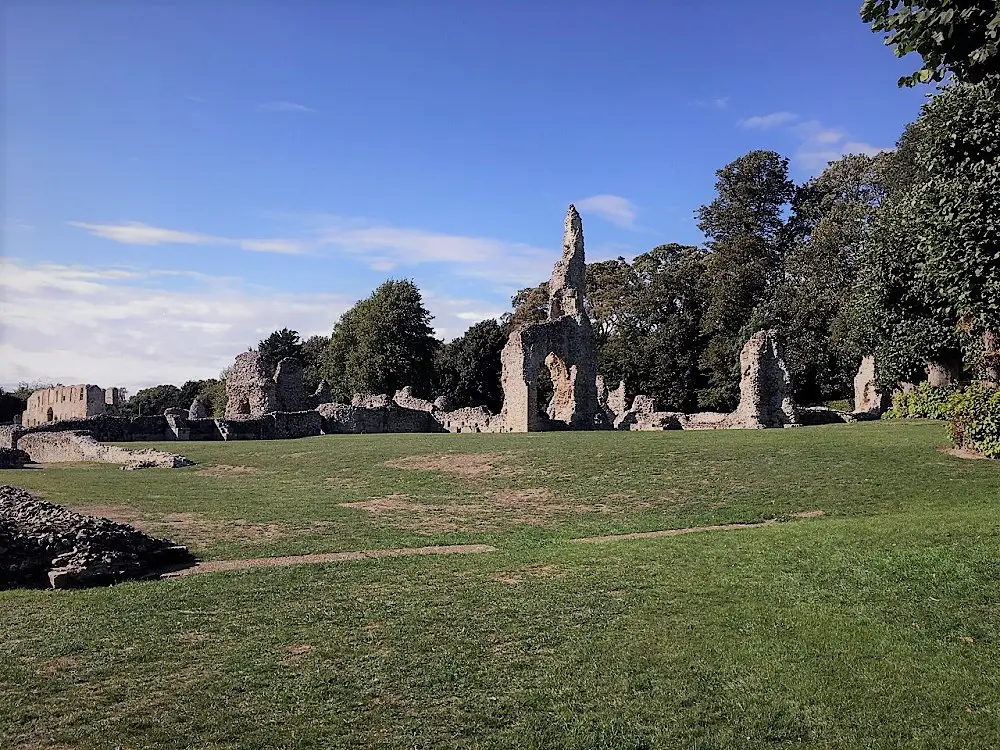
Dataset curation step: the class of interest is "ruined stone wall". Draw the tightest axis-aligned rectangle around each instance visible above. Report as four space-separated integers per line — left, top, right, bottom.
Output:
225 352 278 418
498 206 601 432
274 357 307 412
17 431 192 469
21 385 120 427
854 356 889 415
723 330 798 429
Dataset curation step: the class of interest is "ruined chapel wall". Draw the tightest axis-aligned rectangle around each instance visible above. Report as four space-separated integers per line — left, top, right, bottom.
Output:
21 385 110 427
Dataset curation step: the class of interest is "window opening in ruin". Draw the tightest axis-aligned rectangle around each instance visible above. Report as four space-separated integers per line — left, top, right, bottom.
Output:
46 407 53 422
236 398 251 416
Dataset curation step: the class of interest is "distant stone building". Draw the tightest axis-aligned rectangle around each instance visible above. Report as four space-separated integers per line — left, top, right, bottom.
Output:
21 385 123 427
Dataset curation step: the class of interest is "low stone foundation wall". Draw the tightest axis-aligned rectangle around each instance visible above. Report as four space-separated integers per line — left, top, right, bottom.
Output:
17 431 192 469
317 403 443 434
0 484 193 589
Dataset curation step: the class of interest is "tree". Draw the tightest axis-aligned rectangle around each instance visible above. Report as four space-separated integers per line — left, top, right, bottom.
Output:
433 319 508 411
125 384 184 417
504 283 549 329
257 328 303 374
861 0 1000 87
585 258 639 349
323 280 438 400
856 81 1000 386
300 335 330 392
697 150 796 409
775 153 886 403
0 388 27 423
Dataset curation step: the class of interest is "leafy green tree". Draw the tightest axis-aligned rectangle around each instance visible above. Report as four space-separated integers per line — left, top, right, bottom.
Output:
0 388 27 423
858 81 1000 385
125 384 184 417
585 258 639 349
433 319 508 411
614 245 711 411
697 150 796 409
324 280 438 400
504 283 549 328
776 153 886 403
257 328 303 373
861 0 1000 87
300 335 330 391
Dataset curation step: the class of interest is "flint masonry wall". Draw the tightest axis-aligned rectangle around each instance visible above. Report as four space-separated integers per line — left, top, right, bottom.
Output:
21 385 123 427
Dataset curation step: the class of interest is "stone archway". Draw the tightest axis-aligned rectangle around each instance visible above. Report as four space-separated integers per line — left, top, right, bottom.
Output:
45 407 53 423
498 206 600 432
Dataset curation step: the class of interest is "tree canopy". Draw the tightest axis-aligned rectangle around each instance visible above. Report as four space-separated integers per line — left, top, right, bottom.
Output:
323 279 438 400
861 0 1000 87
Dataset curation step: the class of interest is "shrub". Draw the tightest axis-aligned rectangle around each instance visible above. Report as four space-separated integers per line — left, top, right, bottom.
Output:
947 382 1000 459
884 382 956 420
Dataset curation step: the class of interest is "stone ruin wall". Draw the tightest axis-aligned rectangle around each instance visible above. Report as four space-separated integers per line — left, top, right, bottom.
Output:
498 205 601 432
16 431 192 469
21 385 122 427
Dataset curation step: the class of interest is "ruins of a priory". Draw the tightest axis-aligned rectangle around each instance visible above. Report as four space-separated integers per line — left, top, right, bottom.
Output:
6 205 896 458
21 385 123 427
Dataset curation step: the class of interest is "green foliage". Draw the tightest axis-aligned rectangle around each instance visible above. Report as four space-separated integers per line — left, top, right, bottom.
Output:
504 283 549 329
0 388 26 423
124 384 185 417
697 150 796 409
861 0 1000 87
947 382 1000 458
433 319 508 411
324 279 437 400
300 335 330 392
776 154 884 404
884 382 957 419
856 82 1000 387
195 378 227 418
257 328 303 374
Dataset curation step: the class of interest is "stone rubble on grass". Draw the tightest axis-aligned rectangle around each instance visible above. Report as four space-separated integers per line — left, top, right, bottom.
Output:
0 484 193 589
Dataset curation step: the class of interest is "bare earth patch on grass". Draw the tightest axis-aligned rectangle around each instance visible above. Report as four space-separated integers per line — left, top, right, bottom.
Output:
493 563 564 585
384 452 518 479
939 446 991 461
70 505 331 546
339 488 615 532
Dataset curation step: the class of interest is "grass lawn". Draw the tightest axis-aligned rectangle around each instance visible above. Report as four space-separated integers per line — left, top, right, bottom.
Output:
2 421 999 749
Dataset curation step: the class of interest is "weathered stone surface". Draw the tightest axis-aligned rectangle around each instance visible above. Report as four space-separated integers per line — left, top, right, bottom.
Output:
618 411 683 431
225 351 278 418
274 357 307 412
723 330 798 429
925 356 962 387
678 412 731 430
596 376 628 426
796 406 857 425
272 410 323 439
434 406 495 433
433 395 454 412
351 393 391 409
629 395 657 415
498 206 601 432
984 330 1000 384
17 431 193 469
163 407 187 419
317 403 385 434
310 380 333 408
393 386 435 412
20 385 123 427
0 484 192 589
188 398 209 420
0 449 29 469
853 356 890 415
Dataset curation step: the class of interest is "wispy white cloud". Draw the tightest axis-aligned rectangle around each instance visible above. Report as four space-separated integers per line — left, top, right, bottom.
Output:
0 258 506 392
257 101 316 113
689 96 730 109
575 194 638 228
739 111 799 129
792 120 889 170
68 221 309 255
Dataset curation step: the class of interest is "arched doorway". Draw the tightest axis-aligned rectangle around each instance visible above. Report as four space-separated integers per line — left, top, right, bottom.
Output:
45 407 54 422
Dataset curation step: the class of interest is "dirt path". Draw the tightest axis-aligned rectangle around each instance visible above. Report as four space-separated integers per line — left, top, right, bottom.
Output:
162 544 498 577
572 511 824 544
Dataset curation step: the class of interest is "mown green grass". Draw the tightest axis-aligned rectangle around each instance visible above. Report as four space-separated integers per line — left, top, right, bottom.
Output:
2 422 999 749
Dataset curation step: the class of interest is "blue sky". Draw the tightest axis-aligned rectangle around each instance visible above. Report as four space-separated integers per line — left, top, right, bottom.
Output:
2 1 927 392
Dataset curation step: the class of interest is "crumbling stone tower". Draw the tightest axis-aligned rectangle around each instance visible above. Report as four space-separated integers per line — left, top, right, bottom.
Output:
498 205 601 432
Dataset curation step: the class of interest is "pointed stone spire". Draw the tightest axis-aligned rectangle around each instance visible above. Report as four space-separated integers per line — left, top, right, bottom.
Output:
548 204 587 319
